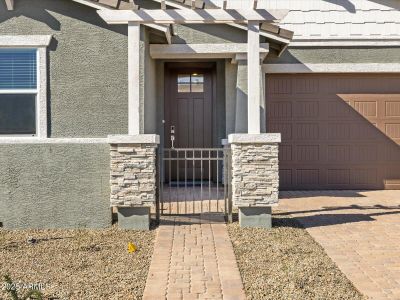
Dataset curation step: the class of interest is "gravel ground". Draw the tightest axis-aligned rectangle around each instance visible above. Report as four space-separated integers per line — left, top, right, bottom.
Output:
0 226 155 300
227 213 364 300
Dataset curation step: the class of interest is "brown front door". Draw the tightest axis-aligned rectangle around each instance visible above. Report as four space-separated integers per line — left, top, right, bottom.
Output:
164 64 214 181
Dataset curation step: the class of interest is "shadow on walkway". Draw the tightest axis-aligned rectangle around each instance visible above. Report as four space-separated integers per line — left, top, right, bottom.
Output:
276 208 400 228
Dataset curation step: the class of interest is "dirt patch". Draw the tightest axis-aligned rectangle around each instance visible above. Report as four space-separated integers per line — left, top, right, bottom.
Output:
227 213 364 300
0 226 155 300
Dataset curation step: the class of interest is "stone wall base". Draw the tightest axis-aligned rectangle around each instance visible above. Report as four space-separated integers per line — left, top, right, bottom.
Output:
108 135 159 230
229 133 281 208
239 206 272 229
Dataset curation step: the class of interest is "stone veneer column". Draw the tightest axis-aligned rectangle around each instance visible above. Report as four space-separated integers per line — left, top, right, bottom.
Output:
228 133 281 228
108 135 160 230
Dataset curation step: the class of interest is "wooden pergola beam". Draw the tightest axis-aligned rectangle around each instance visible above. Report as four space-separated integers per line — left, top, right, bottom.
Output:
253 0 258 9
97 8 289 24
160 0 166 9
72 0 112 10
147 23 172 44
4 0 13 10
149 43 269 59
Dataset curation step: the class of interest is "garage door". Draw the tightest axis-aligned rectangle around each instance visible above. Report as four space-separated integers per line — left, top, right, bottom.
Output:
266 74 400 190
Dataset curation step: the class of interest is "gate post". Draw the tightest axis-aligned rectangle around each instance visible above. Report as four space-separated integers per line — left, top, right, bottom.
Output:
108 135 160 230
228 133 281 228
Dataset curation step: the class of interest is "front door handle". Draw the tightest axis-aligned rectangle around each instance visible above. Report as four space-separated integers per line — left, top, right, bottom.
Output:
170 125 175 148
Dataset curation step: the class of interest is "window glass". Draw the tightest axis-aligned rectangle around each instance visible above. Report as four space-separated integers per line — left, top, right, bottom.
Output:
177 74 204 93
0 49 37 89
178 74 191 93
191 74 204 92
0 94 36 134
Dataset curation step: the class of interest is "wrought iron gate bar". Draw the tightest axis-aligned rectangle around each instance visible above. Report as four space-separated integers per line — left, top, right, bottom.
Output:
158 147 232 219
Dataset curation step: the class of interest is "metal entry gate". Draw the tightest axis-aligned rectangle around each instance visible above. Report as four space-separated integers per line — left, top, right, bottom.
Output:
158 148 232 218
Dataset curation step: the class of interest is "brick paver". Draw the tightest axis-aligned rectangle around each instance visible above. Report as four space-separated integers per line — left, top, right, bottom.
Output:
143 214 246 300
279 190 400 300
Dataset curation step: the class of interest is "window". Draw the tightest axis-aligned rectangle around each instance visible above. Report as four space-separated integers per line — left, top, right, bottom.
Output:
177 73 204 93
0 35 51 138
0 48 38 135
177 74 191 93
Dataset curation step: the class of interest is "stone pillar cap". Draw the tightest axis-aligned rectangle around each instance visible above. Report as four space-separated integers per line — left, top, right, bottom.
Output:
228 133 281 144
108 134 160 144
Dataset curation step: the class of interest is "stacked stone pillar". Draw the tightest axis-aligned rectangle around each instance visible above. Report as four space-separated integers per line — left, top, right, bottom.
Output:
108 135 159 230
228 133 281 228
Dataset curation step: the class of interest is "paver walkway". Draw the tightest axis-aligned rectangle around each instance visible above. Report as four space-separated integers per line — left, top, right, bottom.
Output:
279 190 400 300
143 214 246 300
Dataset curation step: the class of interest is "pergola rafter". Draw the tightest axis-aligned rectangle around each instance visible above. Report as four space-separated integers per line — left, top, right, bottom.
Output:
151 0 293 46
97 9 288 24
4 0 13 10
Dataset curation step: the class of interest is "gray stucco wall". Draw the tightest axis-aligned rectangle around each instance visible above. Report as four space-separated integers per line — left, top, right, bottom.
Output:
0 144 110 229
266 47 400 64
0 0 124 228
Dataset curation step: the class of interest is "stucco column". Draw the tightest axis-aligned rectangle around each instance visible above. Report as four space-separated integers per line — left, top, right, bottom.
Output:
108 134 159 230
247 21 261 134
128 22 141 135
234 60 248 133
229 133 281 228
234 61 266 134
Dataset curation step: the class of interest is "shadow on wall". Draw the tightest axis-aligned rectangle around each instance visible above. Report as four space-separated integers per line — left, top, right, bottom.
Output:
0 0 127 35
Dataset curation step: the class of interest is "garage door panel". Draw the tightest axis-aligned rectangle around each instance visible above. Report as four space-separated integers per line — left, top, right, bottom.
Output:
385 143 400 161
351 169 378 185
267 74 400 190
327 100 353 118
385 101 400 117
327 145 351 162
293 101 319 118
296 169 320 186
296 145 320 161
270 122 292 140
279 144 292 162
279 169 293 188
327 169 350 185
294 123 319 140
327 123 351 139
351 144 378 162
350 122 381 140
268 77 292 94
294 77 319 94
269 101 292 118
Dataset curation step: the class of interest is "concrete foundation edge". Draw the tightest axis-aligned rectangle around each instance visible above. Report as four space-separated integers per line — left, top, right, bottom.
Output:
239 206 272 229
117 207 150 230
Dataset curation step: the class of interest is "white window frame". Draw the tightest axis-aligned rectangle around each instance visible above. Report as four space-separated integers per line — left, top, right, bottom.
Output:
0 35 52 138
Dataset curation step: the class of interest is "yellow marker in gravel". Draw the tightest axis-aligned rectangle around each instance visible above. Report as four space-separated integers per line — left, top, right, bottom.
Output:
128 242 137 253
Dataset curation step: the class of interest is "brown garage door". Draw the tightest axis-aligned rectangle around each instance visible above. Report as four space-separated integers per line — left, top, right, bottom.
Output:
266 74 400 190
